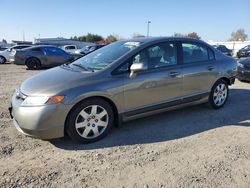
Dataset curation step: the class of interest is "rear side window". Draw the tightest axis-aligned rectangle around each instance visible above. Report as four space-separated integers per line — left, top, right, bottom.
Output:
13 46 30 49
43 47 67 55
31 48 41 52
182 43 211 63
65 46 76 50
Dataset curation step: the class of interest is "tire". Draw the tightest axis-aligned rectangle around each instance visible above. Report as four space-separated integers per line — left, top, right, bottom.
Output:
209 79 229 109
66 98 114 143
0 56 6 64
26 58 41 70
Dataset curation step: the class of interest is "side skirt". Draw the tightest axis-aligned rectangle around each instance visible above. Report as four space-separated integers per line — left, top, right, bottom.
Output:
119 93 209 123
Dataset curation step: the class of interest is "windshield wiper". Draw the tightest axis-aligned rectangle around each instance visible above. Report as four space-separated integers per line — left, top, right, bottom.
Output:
72 64 93 72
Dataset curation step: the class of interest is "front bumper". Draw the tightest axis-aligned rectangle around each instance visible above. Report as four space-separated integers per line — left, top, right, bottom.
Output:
9 93 73 139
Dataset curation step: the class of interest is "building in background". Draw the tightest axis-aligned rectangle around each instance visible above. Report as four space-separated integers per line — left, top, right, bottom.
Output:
34 37 94 49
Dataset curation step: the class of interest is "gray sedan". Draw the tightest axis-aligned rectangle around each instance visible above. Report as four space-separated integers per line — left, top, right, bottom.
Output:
10 45 75 69
9 37 237 143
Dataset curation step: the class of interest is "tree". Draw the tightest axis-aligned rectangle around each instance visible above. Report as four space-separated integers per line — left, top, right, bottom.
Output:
229 29 248 41
85 33 103 42
105 35 118 43
2 39 7 44
70 33 104 42
173 33 186 37
173 32 201 39
187 32 201 40
132 33 145 38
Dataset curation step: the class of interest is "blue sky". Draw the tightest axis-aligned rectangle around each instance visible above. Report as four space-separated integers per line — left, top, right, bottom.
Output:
0 0 249 42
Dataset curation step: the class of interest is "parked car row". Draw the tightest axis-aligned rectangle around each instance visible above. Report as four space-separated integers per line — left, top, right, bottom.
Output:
0 45 32 64
237 57 250 82
237 45 250 58
9 45 76 69
0 43 106 69
74 44 106 55
212 45 233 56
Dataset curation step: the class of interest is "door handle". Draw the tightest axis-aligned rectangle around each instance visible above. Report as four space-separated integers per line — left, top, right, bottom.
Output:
169 72 180 77
207 65 216 71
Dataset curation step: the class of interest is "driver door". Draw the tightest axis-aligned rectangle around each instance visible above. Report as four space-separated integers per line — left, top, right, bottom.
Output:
122 42 183 113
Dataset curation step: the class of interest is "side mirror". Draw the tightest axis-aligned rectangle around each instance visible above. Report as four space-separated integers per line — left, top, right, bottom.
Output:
129 62 147 78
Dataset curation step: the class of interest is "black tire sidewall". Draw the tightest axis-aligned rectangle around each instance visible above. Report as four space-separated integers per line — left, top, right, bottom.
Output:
209 79 229 109
66 98 114 144
0 56 6 64
26 58 41 70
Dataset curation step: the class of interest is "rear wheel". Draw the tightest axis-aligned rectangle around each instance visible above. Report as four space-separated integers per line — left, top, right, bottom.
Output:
0 56 6 64
66 98 114 143
26 58 41 70
209 79 229 109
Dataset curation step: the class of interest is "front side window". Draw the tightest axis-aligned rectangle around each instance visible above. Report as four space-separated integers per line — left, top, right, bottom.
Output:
182 43 210 63
133 42 177 69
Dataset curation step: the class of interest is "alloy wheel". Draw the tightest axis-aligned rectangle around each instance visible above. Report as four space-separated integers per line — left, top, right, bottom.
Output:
213 83 228 106
75 105 109 139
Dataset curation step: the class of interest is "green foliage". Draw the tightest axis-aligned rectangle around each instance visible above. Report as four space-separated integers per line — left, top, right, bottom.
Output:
106 35 118 43
187 32 200 40
174 32 201 40
132 33 145 38
71 33 103 42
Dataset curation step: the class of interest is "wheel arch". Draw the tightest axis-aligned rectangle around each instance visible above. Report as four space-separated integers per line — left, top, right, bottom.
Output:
0 55 7 63
218 77 231 86
25 57 41 65
64 96 120 136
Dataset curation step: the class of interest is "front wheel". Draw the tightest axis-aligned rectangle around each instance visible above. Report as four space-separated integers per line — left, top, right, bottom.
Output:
209 79 229 109
66 98 114 143
0 56 6 64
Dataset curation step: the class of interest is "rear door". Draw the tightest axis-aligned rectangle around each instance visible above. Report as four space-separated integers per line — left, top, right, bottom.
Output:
180 41 218 98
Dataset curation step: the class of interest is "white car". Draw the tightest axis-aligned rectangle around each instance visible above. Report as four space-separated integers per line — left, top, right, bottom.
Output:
0 45 32 64
60 45 78 54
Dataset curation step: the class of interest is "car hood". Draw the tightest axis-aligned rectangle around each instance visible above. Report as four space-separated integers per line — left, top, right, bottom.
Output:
20 66 95 96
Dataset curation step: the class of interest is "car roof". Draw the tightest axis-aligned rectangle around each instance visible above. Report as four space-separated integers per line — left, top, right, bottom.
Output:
121 36 203 43
23 45 57 50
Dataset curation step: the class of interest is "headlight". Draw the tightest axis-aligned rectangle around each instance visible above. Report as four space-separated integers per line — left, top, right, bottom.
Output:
21 95 64 106
237 62 244 68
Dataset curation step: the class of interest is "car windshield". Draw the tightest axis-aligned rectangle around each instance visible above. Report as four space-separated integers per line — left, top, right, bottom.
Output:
72 41 141 70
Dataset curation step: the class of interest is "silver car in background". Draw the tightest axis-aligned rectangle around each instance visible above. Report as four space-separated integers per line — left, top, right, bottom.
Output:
9 37 237 143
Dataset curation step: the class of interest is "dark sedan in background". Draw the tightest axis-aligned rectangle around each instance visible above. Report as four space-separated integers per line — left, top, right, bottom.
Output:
237 45 250 58
74 44 106 56
213 45 233 56
10 45 75 69
237 57 250 82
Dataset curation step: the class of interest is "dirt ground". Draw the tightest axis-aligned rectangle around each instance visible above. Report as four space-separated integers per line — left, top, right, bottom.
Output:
0 63 250 188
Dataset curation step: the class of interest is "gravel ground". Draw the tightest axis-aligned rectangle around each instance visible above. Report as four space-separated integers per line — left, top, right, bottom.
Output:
0 63 250 188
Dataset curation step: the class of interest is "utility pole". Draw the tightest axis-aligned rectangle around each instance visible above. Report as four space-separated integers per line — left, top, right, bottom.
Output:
23 31 25 42
147 21 151 37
